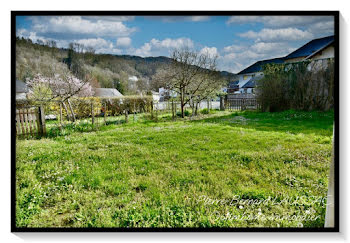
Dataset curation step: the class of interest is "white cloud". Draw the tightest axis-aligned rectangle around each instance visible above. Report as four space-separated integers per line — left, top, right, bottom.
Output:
82 16 135 22
219 41 297 73
17 28 122 55
74 38 113 49
116 37 132 48
29 16 137 38
188 16 210 22
239 28 313 42
224 16 334 72
145 16 210 22
16 28 41 42
308 20 334 36
135 37 194 56
151 38 194 49
227 16 334 38
223 44 246 53
227 16 262 25
199 46 218 58
71 38 124 54
227 16 333 28
96 47 122 54
250 42 291 54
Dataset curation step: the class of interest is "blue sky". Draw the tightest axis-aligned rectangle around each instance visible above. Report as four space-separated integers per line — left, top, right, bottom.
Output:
16 15 334 73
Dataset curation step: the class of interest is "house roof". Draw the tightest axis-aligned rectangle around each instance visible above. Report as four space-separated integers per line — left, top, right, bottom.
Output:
94 88 123 97
237 57 285 75
241 75 263 88
284 35 334 60
16 80 28 93
228 80 239 88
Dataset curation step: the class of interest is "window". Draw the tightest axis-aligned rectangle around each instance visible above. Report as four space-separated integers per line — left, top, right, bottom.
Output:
243 75 249 80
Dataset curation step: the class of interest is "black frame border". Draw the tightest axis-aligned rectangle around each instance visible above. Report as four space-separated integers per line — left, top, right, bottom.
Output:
11 10 340 233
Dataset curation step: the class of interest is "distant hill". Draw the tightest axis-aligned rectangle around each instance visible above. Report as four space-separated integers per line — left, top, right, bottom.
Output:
16 37 236 95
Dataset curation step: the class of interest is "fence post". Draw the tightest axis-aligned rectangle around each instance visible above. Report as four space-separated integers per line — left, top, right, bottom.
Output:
133 102 136 122
125 109 129 123
91 102 94 125
104 102 107 125
150 101 154 119
172 99 175 120
59 102 63 131
38 105 46 136
220 96 225 111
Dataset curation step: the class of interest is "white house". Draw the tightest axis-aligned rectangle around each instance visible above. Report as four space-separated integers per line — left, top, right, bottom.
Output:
151 91 160 102
231 35 334 96
128 76 138 82
236 58 284 94
159 87 177 101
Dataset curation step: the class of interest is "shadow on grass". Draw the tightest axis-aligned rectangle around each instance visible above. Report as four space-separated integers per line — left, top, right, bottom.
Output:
191 110 334 136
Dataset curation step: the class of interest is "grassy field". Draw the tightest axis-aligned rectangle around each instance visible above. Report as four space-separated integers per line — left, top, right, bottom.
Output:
16 110 334 228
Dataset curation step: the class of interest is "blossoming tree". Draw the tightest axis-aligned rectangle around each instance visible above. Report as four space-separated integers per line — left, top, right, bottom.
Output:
26 74 93 101
26 73 94 121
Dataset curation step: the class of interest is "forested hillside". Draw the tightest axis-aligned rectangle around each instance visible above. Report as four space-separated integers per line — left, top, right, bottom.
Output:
16 38 236 95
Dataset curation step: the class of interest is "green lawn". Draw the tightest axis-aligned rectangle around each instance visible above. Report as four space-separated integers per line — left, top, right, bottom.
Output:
16 110 334 228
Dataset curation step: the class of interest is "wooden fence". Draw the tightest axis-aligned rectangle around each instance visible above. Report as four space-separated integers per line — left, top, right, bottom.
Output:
225 98 260 111
16 106 46 138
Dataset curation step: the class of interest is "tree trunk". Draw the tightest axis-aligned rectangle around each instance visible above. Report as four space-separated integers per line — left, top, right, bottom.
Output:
220 96 225 111
191 98 195 117
59 102 63 130
180 89 185 118
62 101 70 121
171 99 175 120
181 104 185 118
67 99 76 122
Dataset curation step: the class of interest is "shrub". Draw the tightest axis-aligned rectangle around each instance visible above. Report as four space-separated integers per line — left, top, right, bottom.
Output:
70 97 102 118
257 59 334 112
102 96 153 116
176 110 190 117
200 108 209 114
22 96 153 120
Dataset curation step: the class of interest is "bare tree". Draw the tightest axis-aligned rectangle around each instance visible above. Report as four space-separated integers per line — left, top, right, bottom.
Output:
158 48 221 117
85 46 96 54
190 70 225 115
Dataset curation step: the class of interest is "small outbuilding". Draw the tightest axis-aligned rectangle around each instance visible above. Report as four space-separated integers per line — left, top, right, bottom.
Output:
94 88 123 98
16 80 29 100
